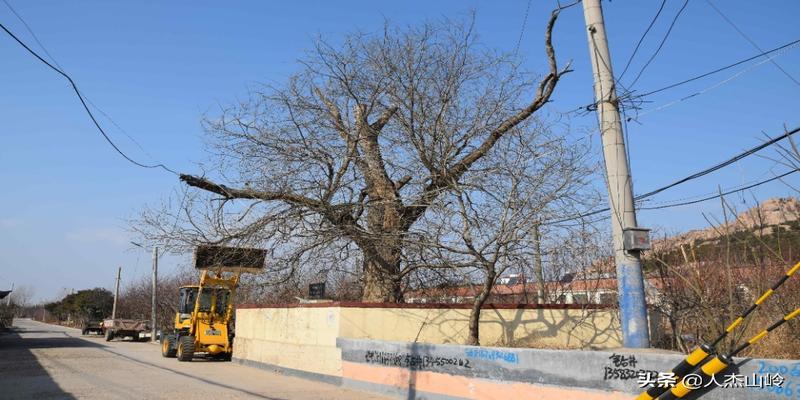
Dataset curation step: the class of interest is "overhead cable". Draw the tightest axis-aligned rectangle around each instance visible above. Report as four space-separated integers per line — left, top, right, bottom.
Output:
633 126 800 200
627 0 691 89
705 0 800 87
633 38 800 99
543 127 800 225
0 22 178 175
637 169 798 210
618 0 668 81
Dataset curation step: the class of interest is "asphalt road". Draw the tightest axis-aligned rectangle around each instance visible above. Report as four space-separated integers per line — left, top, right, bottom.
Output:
0 318 389 400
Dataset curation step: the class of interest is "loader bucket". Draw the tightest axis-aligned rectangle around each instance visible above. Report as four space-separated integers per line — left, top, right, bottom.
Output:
193 245 266 273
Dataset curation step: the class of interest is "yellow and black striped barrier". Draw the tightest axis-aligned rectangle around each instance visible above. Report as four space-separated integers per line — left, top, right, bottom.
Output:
634 344 713 400
635 261 800 400
656 307 800 400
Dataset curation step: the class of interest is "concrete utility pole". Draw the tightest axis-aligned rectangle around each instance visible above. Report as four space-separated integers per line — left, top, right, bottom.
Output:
582 0 650 348
151 247 158 342
111 267 121 320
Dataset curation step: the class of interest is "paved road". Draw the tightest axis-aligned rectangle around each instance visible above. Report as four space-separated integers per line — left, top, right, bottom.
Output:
0 318 389 400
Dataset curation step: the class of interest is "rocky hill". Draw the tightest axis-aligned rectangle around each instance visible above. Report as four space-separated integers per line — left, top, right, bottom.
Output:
655 197 800 248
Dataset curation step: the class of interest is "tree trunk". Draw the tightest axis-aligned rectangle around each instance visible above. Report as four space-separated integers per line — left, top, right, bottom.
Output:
467 270 496 346
361 245 403 302
360 183 404 302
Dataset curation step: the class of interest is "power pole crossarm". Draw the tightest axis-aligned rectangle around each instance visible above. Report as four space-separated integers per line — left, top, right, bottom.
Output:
582 0 650 348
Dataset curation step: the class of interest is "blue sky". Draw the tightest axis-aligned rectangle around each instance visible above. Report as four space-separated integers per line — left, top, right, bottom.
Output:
2 0 799 302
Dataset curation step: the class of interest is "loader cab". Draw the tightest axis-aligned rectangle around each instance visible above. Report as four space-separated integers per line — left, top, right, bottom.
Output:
178 286 198 315
178 285 231 319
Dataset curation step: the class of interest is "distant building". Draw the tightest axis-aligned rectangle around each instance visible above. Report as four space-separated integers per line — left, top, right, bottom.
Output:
405 270 662 306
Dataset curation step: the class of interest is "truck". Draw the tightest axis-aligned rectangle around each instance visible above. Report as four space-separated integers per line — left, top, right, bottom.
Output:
101 318 151 342
80 319 104 336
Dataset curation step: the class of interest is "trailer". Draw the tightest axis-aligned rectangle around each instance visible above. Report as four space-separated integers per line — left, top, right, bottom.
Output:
102 319 151 342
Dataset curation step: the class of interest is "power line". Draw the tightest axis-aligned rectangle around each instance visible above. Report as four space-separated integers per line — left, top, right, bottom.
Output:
513 0 532 57
618 0 667 81
632 41 800 120
627 0 691 89
0 22 178 175
542 206 610 226
634 126 800 200
546 168 797 224
638 169 798 210
643 167 773 207
543 126 800 225
549 167 797 225
705 0 800 87
2 0 159 162
2 0 61 70
633 37 800 99
569 37 800 114
589 33 635 105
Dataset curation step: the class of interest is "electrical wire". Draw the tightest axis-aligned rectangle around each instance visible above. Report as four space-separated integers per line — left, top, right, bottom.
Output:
2 0 160 163
705 0 800 87
633 37 800 99
638 169 798 210
570 37 800 114
2 0 61 69
513 0 532 57
634 126 800 200
544 168 797 224
632 41 800 120
542 127 800 225
0 22 179 175
627 0 691 89
618 0 668 81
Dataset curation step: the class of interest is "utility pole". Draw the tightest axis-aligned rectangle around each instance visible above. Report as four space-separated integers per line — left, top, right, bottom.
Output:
151 247 158 342
111 267 121 320
582 0 650 348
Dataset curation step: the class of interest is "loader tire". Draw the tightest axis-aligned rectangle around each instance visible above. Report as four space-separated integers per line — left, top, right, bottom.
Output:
161 335 177 358
177 335 195 362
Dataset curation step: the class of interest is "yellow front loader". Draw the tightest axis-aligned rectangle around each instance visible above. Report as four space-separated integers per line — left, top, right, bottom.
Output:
161 245 264 362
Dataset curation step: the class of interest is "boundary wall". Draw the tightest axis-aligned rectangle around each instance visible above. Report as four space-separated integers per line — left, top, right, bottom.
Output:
232 303 798 399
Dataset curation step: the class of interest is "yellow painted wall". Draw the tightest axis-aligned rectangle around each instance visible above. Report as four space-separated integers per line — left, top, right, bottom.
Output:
234 307 343 376
338 307 621 349
234 306 621 377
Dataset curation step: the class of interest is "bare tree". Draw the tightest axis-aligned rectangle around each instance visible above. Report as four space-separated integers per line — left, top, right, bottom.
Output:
645 194 800 359
160 8 572 302
410 125 597 345
7 285 35 309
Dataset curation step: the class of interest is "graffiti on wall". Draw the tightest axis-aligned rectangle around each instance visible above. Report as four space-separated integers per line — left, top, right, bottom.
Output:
602 353 658 381
464 348 519 364
747 361 800 399
364 350 472 370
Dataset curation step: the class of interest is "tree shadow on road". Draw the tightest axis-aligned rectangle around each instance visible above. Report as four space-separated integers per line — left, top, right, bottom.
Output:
0 327 83 399
2 322 285 400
